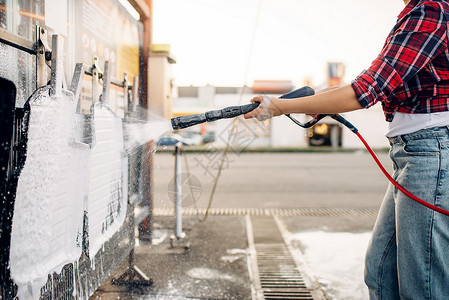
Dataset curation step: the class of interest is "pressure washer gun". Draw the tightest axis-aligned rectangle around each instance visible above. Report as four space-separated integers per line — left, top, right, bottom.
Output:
170 86 357 133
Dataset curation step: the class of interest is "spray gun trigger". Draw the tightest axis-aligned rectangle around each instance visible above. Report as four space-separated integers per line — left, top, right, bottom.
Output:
285 113 327 128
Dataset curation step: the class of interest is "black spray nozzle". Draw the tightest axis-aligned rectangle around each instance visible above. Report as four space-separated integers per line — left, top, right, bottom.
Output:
171 102 260 130
171 86 315 130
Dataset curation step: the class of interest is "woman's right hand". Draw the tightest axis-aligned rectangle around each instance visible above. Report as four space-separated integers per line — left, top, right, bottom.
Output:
244 95 283 121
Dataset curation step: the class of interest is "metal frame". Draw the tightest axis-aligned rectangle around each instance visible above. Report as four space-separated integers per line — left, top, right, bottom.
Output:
0 27 36 55
36 26 51 89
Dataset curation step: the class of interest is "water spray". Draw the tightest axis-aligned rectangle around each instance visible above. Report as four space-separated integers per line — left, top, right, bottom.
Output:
171 86 449 217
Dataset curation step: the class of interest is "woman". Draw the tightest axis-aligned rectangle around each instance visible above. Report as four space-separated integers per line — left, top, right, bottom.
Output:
244 0 449 299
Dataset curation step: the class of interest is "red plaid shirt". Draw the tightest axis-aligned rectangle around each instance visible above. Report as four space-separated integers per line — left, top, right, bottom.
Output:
351 0 449 122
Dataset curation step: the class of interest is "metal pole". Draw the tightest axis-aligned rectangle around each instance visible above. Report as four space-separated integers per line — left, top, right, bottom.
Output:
50 35 64 97
174 144 182 239
330 125 339 149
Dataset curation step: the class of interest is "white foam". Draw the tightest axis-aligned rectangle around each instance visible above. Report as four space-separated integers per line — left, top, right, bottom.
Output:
292 231 371 300
86 104 128 259
186 267 236 281
10 93 87 300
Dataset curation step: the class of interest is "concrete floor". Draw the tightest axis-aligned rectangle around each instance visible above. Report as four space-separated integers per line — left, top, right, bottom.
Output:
91 151 390 299
153 151 390 211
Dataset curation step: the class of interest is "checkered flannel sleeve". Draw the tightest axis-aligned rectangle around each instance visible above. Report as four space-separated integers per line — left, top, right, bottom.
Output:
351 2 448 110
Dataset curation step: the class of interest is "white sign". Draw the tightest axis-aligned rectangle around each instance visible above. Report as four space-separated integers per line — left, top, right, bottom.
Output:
45 0 68 36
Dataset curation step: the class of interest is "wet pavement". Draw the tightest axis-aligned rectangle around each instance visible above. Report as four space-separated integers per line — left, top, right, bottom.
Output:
91 212 377 299
92 215 252 299
90 152 389 299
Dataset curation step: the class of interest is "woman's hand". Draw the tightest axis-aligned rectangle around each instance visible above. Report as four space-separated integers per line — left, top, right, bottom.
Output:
244 85 362 121
243 96 283 121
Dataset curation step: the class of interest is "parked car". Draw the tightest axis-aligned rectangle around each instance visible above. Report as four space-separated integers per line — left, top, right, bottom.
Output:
202 132 216 144
156 133 184 146
180 131 202 146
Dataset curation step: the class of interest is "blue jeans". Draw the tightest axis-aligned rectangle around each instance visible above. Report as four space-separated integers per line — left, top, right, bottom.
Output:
365 126 449 300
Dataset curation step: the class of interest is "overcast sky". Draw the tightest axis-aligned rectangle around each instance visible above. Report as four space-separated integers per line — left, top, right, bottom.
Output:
153 0 404 87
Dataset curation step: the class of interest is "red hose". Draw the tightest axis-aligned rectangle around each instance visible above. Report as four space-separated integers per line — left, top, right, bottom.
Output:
356 132 449 216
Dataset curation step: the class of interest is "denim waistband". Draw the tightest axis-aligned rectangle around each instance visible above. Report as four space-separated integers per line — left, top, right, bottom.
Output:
388 126 449 144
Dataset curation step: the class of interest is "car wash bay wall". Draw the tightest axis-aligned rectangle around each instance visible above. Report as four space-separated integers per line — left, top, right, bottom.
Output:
0 0 155 299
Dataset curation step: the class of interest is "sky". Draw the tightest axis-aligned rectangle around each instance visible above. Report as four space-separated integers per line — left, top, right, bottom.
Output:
152 0 404 88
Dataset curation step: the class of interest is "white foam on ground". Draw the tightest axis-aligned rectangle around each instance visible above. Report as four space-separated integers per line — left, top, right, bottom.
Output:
220 248 248 263
186 267 236 282
292 231 371 300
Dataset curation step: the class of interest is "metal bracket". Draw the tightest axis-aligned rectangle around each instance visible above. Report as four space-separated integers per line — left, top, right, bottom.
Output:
99 61 111 105
130 76 139 113
123 73 129 116
37 26 51 54
70 63 84 112
36 26 51 88
90 57 103 105
111 249 153 287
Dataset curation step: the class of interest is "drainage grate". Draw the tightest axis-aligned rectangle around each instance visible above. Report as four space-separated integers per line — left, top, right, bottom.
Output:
256 244 315 300
153 207 378 217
